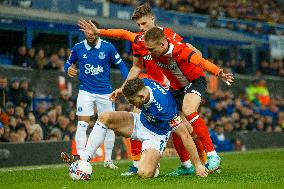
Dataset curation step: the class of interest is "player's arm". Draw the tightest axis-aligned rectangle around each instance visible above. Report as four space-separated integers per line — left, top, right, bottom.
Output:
64 47 78 77
186 49 234 85
78 19 139 43
169 115 208 177
109 44 129 80
186 43 202 56
109 56 143 102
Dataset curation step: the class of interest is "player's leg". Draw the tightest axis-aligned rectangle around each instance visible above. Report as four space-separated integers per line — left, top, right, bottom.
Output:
167 117 206 176
137 148 161 178
95 94 117 169
121 107 142 176
130 113 170 178
75 91 94 157
61 91 94 164
80 111 134 161
181 113 207 164
173 123 208 177
182 77 220 172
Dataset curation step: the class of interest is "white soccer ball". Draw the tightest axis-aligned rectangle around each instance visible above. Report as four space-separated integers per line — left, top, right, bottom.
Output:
69 160 93 181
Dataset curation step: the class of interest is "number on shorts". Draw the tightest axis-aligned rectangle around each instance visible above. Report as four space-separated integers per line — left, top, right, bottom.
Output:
159 140 165 152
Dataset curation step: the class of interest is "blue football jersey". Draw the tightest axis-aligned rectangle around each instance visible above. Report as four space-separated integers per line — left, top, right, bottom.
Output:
65 38 123 94
140 78 179 135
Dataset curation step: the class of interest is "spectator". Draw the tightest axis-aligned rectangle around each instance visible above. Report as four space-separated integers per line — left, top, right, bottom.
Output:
0 122 9 142
58 48 66 61
7 78 21 106
19 78 32 113
43 53 59 70
209 125 233 152
13 45 30 68
0 75 8 107
56 89 71 115
0 106 9 128
34 48 48 70
5 101 15 117
39 113 51 140
27 47 36 68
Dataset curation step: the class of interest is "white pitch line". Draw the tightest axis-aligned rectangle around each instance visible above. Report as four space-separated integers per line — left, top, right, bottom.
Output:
0 159 132 172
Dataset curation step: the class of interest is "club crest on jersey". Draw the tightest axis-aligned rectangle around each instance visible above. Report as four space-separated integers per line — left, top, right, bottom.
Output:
98 52 105 60
83 54 87 59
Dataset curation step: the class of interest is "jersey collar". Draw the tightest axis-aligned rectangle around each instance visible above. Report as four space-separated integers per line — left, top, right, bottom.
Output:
144 86 154 108
164 43 174 57
84 38 101 50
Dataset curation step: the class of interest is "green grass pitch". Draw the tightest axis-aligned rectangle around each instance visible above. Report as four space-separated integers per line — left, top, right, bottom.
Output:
1 149 284 189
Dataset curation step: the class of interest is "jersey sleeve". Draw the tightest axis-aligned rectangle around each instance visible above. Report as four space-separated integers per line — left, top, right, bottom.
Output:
64 46 78 73
99 29 138 43
109 44 123 65
168 114 183 130
132 42 142 57
179 47 221 76
109 44 129 79
164 28 184 42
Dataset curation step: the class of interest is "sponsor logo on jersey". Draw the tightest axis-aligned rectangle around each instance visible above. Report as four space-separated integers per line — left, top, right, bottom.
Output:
143 112 157 123
156 61 177 70
98 52 105 60
85 64 104 75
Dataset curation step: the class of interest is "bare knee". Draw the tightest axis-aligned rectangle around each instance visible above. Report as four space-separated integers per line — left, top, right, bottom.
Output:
137 168 155 179
98 112 112 126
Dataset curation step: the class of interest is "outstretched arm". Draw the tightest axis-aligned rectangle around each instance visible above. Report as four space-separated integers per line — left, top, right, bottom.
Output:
78 19 138 43
187 51 234 85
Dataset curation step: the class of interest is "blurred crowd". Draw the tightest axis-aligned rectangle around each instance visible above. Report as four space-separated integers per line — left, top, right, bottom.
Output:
11 45 70 71
108 0 284 35
110 0 284 24
214 58 284 77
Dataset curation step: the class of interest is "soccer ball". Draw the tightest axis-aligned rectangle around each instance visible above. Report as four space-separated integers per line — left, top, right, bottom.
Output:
69 160 93 181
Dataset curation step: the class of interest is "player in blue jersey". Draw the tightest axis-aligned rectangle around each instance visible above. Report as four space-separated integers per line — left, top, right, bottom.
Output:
61 20 128 169
62 78 208 178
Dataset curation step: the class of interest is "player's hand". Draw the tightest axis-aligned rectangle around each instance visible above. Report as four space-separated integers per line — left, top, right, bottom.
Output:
195 164 208 177
109 88 123 102
78 19 99 37
68 65 77 77
217 69 234 86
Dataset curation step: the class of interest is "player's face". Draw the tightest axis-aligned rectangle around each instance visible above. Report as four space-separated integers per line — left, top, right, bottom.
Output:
135 16 155 34
126 95 145 109
84 31 98 44
145 40 166 58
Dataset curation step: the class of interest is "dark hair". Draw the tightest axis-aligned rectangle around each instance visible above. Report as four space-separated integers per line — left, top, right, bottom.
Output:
90 20 100 29
122 78 145 97
131 3 153 21
144 27 166 43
